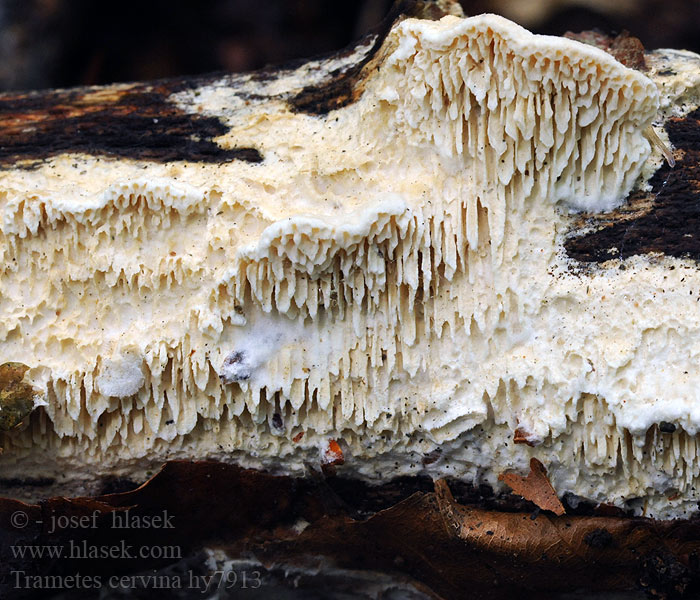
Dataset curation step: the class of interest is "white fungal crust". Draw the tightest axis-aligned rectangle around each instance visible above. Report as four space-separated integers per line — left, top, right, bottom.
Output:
2 13 697 518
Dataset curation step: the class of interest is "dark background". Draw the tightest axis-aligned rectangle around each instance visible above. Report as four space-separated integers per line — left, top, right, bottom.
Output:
0 0 698 92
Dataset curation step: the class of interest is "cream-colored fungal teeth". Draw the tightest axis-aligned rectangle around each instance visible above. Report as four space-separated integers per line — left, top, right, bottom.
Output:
2 11 698 518
373 14 657 216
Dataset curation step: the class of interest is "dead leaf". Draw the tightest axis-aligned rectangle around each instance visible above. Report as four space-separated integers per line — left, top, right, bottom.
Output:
513 427 537 447
498 457 565 516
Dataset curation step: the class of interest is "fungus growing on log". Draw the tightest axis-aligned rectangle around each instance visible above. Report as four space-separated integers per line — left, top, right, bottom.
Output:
0 3 699 526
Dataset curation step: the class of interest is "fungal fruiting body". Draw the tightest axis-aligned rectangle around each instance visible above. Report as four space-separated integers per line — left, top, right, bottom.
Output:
0 12 698 519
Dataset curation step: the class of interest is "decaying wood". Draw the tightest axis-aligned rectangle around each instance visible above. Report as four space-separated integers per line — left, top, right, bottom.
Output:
566 107 700 261
0 78 264 167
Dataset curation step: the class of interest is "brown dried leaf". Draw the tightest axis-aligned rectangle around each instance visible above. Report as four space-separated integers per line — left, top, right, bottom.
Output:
498 457 565 515
513 427 537 447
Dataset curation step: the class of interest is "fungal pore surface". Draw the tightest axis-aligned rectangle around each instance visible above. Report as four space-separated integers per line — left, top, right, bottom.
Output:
1 11 698 518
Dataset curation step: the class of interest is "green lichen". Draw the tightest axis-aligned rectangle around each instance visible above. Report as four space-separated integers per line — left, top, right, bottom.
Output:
0 362 36 431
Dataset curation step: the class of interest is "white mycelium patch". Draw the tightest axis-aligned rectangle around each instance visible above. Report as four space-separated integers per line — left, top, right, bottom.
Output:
95 353 146 399
1 13 698 518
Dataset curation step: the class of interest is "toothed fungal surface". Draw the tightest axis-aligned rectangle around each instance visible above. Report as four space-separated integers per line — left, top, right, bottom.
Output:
1 12 700 518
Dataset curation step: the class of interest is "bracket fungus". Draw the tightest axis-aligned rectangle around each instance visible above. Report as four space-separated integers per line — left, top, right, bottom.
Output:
1 2 700 523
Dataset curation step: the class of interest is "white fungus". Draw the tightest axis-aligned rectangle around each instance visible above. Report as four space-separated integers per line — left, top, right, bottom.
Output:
0 13 698 518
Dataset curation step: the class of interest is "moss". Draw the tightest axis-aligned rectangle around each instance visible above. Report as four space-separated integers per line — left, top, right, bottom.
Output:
0 362 36 431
